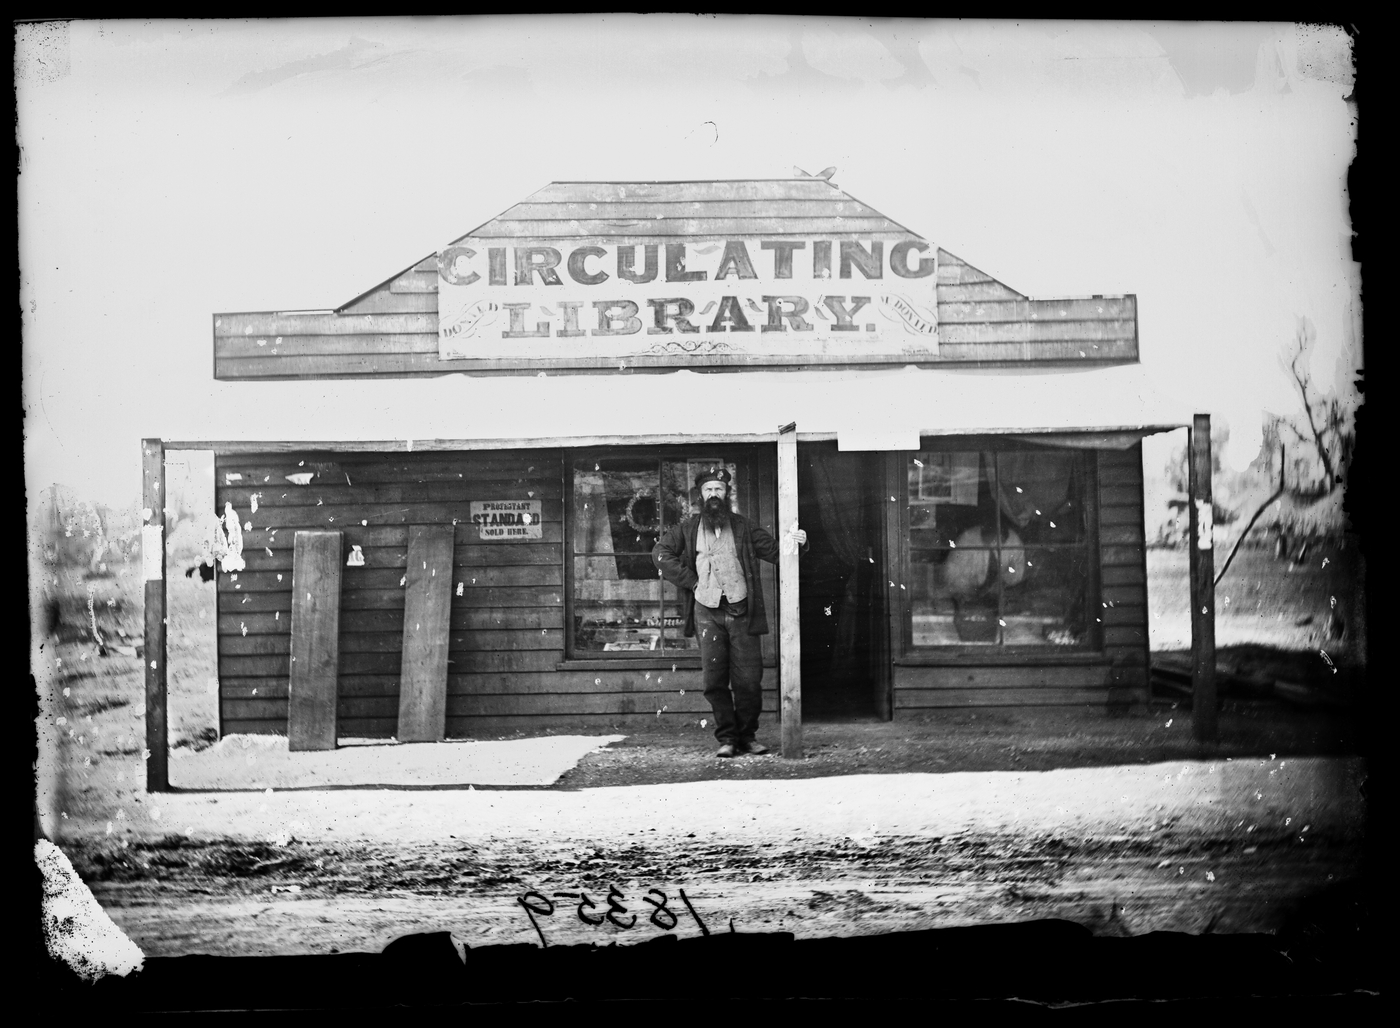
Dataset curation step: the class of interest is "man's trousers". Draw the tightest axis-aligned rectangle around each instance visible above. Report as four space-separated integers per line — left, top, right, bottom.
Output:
693 599 764 745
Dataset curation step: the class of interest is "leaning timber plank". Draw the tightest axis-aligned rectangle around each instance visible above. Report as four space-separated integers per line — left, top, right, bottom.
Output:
397 525 455 742
287 531 343 751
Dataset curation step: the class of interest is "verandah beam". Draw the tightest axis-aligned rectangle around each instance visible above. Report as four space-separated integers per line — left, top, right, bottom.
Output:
1187 414 1218 743
777 422 802 758
142 439 169 792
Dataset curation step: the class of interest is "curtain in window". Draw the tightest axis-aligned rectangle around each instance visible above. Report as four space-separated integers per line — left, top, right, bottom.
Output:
808 448 868 683
984 450 1074 529
573 470 617 581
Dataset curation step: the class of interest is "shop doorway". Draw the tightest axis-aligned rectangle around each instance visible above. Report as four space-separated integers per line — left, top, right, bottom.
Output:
796 442 889 719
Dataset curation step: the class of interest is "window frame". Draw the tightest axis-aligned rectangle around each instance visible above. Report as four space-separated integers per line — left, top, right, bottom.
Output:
896 437 1104 662
562 444 756 665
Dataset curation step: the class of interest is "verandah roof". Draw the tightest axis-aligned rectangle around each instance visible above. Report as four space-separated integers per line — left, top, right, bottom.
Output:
165 363 1193 454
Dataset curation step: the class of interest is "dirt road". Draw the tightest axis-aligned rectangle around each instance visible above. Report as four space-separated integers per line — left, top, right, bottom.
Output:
59 756 1366 957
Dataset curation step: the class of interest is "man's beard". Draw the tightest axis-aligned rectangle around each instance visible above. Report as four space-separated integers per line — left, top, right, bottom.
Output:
701 496 730 529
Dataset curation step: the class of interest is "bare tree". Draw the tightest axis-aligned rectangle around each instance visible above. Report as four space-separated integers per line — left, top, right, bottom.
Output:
1214 318 1354 587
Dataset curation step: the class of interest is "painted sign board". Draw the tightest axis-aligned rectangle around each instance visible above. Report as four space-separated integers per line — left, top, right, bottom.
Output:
470 500 543 540
436 238 938 365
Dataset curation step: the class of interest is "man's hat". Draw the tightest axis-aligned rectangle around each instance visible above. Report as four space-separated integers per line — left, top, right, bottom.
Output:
695 467 732 490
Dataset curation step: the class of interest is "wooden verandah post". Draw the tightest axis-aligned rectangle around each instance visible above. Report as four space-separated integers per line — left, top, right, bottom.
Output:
1187 414 1218 743
777 422 802 758
142 438 169 792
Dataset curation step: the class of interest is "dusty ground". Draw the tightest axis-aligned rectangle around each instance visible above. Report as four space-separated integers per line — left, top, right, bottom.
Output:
34 533 1371 960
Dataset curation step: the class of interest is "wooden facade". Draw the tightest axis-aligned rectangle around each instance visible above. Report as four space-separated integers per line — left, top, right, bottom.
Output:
213 179 1137 379
213 447 783 738
888 443 1150 712
208 438 1150 739
134 173 1206 774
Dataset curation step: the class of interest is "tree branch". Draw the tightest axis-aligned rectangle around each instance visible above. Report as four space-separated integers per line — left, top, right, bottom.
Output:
1289 334 1336 485
1214 445 1285 588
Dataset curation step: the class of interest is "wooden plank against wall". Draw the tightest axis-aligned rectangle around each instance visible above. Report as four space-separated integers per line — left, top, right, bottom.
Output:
142 439 169 792
288 531 343 751
397 525 455 742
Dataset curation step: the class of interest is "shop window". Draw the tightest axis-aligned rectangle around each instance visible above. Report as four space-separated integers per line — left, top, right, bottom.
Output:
569 454 741 658
905 448 1094 650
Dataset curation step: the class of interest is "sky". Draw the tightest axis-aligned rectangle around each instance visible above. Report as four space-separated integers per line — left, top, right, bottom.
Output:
18 18 1359 508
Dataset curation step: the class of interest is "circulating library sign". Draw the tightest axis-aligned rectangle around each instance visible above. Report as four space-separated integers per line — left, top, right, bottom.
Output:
436 238 939 364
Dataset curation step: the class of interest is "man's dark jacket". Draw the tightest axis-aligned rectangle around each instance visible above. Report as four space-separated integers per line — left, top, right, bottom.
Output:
652 514 780 637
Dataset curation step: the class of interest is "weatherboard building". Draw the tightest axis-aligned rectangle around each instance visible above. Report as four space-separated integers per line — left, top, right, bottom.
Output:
140 174 1216 786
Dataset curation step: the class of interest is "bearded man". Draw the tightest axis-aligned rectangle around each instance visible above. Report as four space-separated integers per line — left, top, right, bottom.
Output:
652 468 806 758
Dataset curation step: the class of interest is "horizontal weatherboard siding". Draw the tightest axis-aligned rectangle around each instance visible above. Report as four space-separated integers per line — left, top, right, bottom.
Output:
214 178 1137 379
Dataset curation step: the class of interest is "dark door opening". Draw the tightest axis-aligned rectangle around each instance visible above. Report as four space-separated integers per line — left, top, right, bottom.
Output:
797 442 888 720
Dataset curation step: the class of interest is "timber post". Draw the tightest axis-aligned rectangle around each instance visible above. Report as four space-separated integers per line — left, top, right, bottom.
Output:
141 438 169 792
777 422 802 758
1187 414 1218 743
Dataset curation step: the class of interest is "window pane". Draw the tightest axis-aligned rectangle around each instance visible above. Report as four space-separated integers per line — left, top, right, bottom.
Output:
907 448 1092 649
573 458 663 563
910 543 1004 646
908 452 992 553
571 453 742 658
991 450 1086 544
573 556 661 653
1002 545 1092 646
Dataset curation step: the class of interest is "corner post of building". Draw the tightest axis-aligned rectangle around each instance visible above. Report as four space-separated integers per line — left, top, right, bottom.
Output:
777 422 802 758
141 438 170 791
1187 414 1218 743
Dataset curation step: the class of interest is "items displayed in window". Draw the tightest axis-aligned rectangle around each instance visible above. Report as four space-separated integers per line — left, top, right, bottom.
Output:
571 455 739 656
906 449 1092 649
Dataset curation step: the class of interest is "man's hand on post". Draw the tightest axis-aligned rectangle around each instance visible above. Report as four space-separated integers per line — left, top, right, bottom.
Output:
782 526 808 554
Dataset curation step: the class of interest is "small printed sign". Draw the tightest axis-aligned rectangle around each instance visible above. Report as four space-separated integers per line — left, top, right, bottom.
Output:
471 500 543 541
